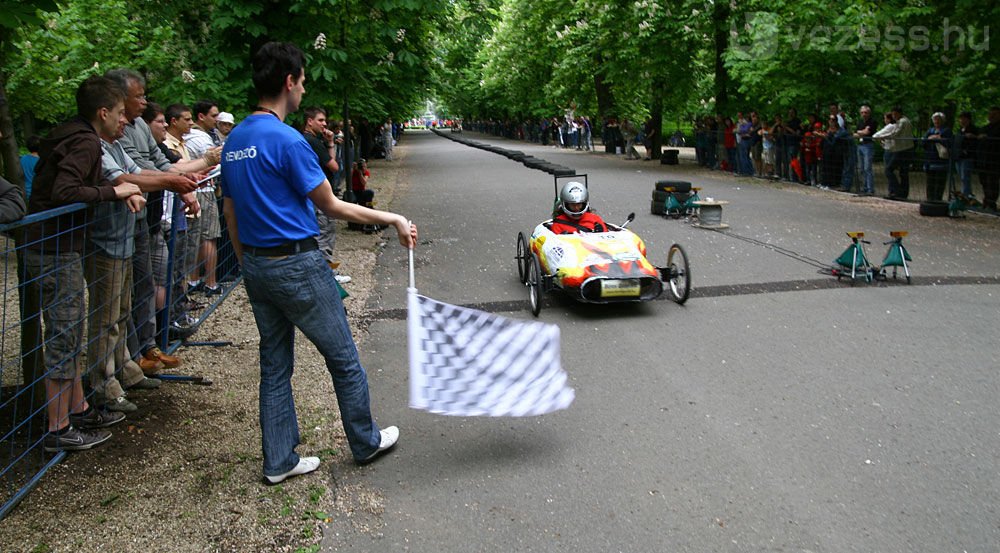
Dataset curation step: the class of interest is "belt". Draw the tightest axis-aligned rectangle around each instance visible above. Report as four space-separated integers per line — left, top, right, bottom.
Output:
243 237 318 257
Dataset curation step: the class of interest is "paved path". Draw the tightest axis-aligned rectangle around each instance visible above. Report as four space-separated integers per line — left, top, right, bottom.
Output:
323 130 1000 552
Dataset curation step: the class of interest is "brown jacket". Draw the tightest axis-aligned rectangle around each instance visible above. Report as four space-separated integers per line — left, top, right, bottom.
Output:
25 117 118 252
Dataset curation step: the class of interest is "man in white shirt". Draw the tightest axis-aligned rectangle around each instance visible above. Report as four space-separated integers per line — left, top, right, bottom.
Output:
183 100 224 295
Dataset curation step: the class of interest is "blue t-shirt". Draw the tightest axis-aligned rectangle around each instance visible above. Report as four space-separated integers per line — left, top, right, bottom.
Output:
220 114 326 248
20 154 38 198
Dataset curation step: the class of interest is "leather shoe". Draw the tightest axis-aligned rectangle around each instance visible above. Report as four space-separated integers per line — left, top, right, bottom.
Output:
145 347 180 369
138 356 164 375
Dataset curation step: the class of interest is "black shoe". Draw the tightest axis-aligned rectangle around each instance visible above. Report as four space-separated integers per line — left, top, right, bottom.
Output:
70 408 126 430
169 319 197 340
43 426 112 452
202 285 222 296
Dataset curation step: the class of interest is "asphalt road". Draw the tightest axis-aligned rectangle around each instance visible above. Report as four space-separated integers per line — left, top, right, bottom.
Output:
323 130 1000 552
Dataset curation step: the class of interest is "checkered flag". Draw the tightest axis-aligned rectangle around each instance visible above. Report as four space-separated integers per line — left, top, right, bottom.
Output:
407 288 574 417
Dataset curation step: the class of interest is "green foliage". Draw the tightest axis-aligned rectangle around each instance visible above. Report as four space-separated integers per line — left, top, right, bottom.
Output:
3 0 449 125
3 0 995 129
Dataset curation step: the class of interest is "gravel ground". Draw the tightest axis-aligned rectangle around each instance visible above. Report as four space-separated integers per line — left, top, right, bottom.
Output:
0 147 411 553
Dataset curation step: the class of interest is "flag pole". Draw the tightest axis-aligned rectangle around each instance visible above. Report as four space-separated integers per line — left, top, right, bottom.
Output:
408 221 415 290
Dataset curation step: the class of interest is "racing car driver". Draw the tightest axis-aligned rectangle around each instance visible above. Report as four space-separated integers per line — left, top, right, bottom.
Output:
549 181 608 234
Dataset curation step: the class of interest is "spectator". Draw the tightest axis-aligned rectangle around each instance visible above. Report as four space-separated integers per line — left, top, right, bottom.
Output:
722 117 737 173
23 76 142 450
140 103 178 332
784 108 802 182
163 103 204 336
955 111 979 199
581 116 593 151
922 112 953 201
351 158 375 210
216 112 235 144
90 103 199 410
382 118 394 161
302 106 349 282
621 118 641 160
883 106 914 200
854 105 877 195
801 121 822 187
0 175 26 223
184 100 224 297
829 117 852 191
749 112 763 176
330 120 346 198
829 102 845 129
771 114 786 179
642 118 657 160
220 42 416 482
735 112 753 175
104 69 199 375
978 106 1000 211
20 135 40 199
759 119 775 178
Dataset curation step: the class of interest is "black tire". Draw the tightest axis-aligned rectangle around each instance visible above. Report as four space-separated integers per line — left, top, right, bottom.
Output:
651 199 664 215
654 180 692 193
652 190 670 202
919 200 949 217
516 232 530 284
665 244 691 304
527 255 542 316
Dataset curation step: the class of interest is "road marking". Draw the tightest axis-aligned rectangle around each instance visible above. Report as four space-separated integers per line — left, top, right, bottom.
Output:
366 276 1000 320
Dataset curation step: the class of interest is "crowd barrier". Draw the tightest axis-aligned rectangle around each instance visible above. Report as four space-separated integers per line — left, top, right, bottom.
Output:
461 120 999 207
0 180 240 519
687 130 1000 206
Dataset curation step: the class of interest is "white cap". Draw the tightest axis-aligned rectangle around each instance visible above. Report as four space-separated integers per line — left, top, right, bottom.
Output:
217 112 235 124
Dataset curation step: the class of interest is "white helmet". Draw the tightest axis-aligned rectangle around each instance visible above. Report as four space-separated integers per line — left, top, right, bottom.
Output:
559 181 589 217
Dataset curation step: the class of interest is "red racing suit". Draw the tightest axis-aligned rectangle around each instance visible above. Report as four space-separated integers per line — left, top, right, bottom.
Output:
549 211 608 234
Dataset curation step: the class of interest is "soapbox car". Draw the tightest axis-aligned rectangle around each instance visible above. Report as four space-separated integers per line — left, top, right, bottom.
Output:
514 175 690 316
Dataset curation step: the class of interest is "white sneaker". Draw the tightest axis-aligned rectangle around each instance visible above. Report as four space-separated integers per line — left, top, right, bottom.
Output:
360 426 398 463
264 456 320 484
335 274 352 284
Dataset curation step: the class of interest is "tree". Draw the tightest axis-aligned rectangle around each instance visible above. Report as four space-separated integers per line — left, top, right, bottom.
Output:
0 0 57 185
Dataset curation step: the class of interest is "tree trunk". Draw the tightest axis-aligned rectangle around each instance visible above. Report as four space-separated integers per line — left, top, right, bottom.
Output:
593 59 616 120
713 0 731 115
0 69 25 188
649 79 664 160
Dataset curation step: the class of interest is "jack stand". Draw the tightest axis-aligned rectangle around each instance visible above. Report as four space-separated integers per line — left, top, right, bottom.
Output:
879 231 912 284
832 232 874 284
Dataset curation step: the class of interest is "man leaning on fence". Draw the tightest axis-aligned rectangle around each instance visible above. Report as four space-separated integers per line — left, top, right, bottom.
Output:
105 69 205 375
220 42 417 484
22 76 145 451
86 103 196 412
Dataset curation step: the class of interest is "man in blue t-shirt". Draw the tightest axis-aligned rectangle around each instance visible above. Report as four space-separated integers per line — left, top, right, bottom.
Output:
221 42 417 485
20 135 41 198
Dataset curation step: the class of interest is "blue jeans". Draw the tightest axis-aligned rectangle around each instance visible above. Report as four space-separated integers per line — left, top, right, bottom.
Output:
841 143 856 191
242 249 382 474
956 159 974 195
737 140 754 175
857 143 875 194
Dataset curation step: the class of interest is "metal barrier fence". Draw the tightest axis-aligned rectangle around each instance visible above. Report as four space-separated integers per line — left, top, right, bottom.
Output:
460 120 999 210
0 183 240 519
688 129 1000 209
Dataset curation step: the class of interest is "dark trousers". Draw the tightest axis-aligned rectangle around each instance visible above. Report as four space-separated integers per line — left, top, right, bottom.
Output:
128 217 157 357
981 171 999 209
885 150 910 198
